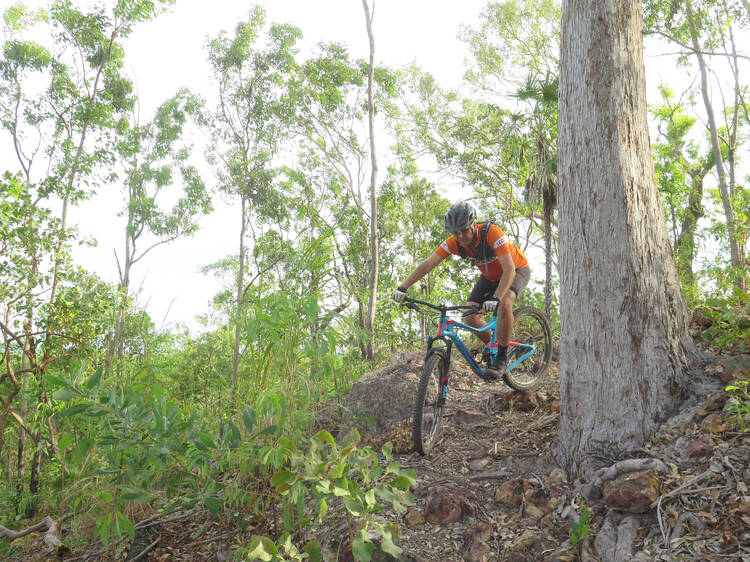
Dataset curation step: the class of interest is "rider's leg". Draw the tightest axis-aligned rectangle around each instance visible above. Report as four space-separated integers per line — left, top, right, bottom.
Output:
465 276 497 346
464 303 491 345
497 291 516 347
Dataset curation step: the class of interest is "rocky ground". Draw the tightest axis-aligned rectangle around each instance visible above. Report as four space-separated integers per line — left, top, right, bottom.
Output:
335 349 750 562
6 344 750 561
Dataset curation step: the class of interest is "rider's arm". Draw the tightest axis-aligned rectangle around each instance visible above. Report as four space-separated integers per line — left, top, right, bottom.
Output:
399 252 444 289
492 253 516 301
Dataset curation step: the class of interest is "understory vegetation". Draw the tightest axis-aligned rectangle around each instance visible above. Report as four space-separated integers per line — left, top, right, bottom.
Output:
1 0 748 560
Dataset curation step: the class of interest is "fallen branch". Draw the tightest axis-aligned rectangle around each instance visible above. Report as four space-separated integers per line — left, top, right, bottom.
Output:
655 466 720 547
0 516 65 552
129 536 159 561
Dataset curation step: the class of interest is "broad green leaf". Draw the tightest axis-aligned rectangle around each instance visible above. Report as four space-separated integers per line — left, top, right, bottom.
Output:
95 515 112 550
198 432 217 449
379 527 402 558
117 511 135 543
304 538 323 562
58 433 73 452
226 421 241 448
74 438 95 463
314 430 335 445
258 424 278 436
86 367 103 390
317 497 328 521
343 496 364 516
204 496 222 515
270 470 294 488
42 374 69 388
120 486 151 503
61 403 89 417
242 405 256 432
352 529 373 562
53 388 79 401
247 535 276 561
381 441 393 459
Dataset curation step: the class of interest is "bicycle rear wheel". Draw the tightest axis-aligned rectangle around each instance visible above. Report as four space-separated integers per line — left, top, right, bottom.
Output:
504 306 552 391
412 352 446 455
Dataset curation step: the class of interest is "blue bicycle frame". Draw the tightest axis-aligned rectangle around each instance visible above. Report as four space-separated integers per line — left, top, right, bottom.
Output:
424 303 537 380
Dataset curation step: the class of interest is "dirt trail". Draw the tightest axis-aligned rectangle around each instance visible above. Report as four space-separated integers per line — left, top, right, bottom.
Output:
354 350 750 561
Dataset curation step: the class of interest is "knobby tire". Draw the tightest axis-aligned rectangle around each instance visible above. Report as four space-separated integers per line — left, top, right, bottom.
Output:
412 353 446 455
503 306 552 391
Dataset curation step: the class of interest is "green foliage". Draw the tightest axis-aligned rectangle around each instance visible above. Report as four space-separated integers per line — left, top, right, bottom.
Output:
239 432 415 562
569 504 590 546
42 362 321 549
697 297 750 352
725 380 750 432
725 379 750 432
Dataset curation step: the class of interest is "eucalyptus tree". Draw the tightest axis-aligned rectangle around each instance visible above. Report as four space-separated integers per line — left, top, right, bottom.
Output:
361 0 379 361
293 42 397 359
399 0 562 313
377 159 451 342
558 0 697 474
0 0 174 515
651 86 715 290
204 6 301 404
644 0 748 287
109 90 210 376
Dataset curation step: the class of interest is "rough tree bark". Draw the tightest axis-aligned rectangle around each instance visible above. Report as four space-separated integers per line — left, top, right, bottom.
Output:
557 0 697 475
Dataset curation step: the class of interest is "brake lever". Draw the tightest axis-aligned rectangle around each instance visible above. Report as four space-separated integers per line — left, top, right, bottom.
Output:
405 302 419 311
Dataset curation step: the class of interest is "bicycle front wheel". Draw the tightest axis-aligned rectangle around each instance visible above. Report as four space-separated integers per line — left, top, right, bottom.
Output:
412 352 446 455
504 306 552 391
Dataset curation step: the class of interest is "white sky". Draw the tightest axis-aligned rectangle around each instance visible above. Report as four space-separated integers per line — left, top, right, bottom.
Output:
68 0 490 332
5 1 747 332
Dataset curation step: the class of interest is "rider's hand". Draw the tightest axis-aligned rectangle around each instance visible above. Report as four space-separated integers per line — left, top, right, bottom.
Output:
482 297 499 312
392 287 408 305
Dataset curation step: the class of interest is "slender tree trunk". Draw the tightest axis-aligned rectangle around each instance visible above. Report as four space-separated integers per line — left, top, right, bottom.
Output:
558 0 697 475
16 370 28 501
676 170 708 287
25 448 41 518
362 0 379 361
357 300 367 359
685 4 742 274
231 197 249 406
543 184 555 319
114 230 132 379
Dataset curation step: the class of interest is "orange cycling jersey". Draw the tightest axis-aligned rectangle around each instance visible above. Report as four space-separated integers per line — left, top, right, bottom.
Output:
434 222 528 281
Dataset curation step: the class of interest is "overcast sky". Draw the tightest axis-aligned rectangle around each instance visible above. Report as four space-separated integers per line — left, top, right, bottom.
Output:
7 1 747 333
66 1 490 332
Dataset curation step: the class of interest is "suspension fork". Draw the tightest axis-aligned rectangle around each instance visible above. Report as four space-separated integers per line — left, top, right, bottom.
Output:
426 335 452 404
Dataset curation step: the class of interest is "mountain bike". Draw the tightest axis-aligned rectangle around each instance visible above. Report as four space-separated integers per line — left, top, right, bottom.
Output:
402 296 552 455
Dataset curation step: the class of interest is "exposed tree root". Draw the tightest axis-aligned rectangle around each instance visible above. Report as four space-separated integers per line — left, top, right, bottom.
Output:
0 516 67 554
583 457 669 500
594 511 641 562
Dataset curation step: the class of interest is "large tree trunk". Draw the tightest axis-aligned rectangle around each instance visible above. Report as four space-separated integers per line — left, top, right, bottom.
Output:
558 0 697 475
362 0 379 361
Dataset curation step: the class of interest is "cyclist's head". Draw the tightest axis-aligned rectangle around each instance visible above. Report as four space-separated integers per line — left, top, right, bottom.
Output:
444 201 477 233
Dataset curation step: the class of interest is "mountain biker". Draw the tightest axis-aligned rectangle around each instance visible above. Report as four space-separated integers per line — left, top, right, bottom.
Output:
392 201 530 380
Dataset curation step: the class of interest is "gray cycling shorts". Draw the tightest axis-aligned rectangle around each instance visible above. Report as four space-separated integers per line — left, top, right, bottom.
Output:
467 267 531 304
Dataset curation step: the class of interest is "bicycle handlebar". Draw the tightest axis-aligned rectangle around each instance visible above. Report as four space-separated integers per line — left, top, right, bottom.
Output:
402 296 483 316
